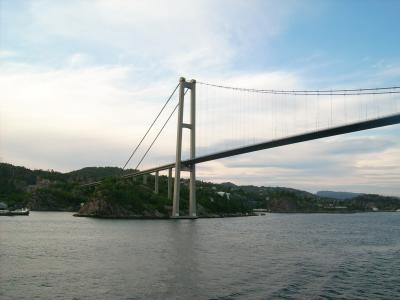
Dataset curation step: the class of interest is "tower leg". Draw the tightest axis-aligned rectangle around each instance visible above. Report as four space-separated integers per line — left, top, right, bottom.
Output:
172 77 186 217
189 79 197 217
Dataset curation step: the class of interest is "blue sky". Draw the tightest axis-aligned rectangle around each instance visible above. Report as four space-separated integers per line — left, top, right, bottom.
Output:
2 1 400 84
1 0 399 195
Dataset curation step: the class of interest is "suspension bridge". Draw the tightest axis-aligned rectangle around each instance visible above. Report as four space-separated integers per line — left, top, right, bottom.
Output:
83 77 400 218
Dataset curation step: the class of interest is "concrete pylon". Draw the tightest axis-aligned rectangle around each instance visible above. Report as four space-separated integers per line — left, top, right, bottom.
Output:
189 79 196 217
172 77 197 218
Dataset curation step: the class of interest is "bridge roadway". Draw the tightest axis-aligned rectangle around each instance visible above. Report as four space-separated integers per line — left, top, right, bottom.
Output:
82 113 400 187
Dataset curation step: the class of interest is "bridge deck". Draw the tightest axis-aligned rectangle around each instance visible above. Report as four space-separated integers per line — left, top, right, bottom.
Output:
81 113 400 187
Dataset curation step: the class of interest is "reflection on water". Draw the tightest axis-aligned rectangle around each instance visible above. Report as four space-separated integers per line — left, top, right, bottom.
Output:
1 212 400 299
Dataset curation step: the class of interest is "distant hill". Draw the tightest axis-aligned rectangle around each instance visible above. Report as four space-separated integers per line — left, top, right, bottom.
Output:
219 182 238 189
0 163 136 211
1 162 400 215
67 167 137 182
316 191 363 200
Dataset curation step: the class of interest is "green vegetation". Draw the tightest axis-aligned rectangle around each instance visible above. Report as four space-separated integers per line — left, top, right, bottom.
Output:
0 163 135 211
1 162 400 217
93 177 170 215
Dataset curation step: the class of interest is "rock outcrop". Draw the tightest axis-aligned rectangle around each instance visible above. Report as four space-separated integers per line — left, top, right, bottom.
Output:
75 198 169 218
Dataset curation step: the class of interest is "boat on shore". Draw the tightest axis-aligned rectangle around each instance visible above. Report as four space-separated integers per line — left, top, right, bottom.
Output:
0 209 30 216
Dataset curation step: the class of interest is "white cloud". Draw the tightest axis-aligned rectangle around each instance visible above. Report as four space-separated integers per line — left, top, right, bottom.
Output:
0 60 303 169
0 61 179 169
379 64 400 78
196 132 400 196
19 0 298 76
66 53 91 68
0 50 17 58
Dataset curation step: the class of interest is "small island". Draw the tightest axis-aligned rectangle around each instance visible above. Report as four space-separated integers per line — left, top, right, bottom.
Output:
1 163 400 218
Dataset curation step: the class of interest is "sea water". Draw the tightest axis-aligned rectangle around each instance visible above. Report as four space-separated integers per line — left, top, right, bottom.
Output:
1 212 399 299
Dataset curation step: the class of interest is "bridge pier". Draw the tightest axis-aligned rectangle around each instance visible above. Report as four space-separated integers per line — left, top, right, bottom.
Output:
154 171 159 194
172 77 197 218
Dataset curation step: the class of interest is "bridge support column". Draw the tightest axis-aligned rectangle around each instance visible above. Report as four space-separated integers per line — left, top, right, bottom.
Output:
154 171 159 194
172 77 197 218
189 79 196 217
168 168 173 200
172 78 185 217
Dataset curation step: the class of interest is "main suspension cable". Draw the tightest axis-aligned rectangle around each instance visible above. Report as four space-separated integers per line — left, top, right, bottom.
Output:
197 81 400 96
122 83 179 171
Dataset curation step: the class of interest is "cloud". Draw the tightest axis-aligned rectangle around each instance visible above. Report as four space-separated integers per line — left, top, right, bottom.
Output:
2 0 300 77
0 50 17 58
196 131 400 196
325 136 396 155
0 61 179 169
375 62 400 78
0 58 300 171
66 53 91 68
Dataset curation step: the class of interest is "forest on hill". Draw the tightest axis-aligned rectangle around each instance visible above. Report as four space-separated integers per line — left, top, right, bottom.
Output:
1 163 399 217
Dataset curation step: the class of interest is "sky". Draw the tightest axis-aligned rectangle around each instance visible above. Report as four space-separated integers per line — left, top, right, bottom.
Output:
1 0 399 196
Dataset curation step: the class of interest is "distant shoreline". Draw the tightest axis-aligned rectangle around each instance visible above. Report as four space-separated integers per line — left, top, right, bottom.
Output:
72 212 256 219
69 210 399 219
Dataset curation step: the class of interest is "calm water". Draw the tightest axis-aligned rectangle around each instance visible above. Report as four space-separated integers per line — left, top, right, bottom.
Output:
0 212 399 300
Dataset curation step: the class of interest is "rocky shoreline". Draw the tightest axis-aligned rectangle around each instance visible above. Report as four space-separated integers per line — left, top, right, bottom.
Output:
72 197 256 219
73 213 254 219
73 207 255 219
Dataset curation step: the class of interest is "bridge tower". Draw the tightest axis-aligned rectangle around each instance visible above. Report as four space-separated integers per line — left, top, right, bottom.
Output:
172 77 196 218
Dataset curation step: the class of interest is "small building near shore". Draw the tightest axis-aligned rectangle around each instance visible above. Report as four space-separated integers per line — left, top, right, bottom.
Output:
216 191 230 200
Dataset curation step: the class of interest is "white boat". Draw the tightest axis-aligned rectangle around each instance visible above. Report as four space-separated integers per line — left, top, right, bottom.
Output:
0 209 30 216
